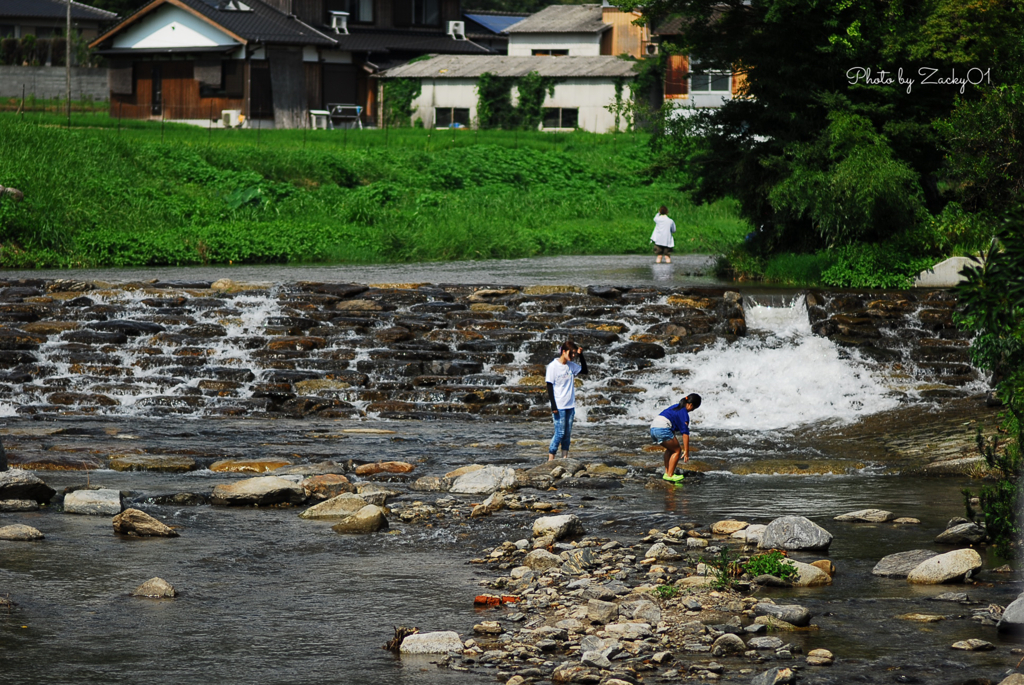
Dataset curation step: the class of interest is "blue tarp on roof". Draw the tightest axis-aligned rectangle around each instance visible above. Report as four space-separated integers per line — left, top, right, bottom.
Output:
464 13 523 34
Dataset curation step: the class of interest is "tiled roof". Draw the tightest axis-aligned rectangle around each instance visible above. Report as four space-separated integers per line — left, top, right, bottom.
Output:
333 28 491 54
381 53 637 79
0 0 118 21
504 4 609 34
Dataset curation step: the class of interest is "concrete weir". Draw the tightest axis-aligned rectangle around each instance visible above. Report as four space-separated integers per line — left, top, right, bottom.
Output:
0 279 981 423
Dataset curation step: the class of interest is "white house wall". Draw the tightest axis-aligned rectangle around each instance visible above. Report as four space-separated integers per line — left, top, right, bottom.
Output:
112 5 237 49
406 76 626 133
507 33 601 56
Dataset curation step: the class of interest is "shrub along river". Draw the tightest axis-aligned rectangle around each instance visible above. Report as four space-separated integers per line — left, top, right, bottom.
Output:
0 257 1019 685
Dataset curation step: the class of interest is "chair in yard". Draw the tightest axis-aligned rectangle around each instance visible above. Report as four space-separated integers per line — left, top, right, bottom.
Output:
328 104 364 129
309 109 333 130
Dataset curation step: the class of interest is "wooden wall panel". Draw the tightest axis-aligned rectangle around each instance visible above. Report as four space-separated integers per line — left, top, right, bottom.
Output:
732 69 746 96
109 60 243 120
664 54 688 99
601 8 647 59
305 62 322 110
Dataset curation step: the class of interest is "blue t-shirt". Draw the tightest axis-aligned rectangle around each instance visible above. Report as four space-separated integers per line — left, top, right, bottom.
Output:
658 404 690 435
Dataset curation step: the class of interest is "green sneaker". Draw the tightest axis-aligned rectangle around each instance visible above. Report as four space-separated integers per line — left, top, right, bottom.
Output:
662 473 685 482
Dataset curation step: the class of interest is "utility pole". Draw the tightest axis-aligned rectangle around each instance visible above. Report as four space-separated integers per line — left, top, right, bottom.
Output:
65 0 72 125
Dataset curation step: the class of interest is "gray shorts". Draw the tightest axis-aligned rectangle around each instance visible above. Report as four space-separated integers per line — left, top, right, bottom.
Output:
654 244 672 256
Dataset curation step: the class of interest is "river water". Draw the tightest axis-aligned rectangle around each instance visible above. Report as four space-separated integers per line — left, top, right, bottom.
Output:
0 258 1019 684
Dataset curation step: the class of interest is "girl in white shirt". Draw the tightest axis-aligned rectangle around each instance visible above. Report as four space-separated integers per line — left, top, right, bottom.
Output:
650 205 676 264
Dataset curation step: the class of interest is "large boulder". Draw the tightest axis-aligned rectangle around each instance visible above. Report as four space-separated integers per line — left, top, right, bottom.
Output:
0 470 55 503
210 476 306 506
449 466 516 495
132 577 177 598
754 603 811 627
833 509 895 523
934 522 987 545
997 595 1024 635
533 514 584 540
523 549 562 571
64 489 123 515
301 474 355 501
0 524 44 541
907 548 983 584
112 508 179 537
872 550 939 578
788 560 832 587
400 631 463 654
758 516 833 551
331 505 389 534
299 493 368 519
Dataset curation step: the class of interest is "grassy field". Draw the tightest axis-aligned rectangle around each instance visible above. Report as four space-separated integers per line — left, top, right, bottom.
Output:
0 112 751 268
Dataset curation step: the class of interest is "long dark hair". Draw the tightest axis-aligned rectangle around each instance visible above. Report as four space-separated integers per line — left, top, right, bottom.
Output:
680 393 702 409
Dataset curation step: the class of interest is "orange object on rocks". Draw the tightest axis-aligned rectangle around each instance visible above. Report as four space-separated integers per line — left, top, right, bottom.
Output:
474 595 502 606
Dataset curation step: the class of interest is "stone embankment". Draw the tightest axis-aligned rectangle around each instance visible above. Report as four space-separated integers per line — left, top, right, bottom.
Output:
0 278 746 420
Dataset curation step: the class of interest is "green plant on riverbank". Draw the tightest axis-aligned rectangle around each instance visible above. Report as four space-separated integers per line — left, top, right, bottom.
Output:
742 551 797 582
0 117 749 268
700 547 740 590
959 212 1024 560
651 584 679 600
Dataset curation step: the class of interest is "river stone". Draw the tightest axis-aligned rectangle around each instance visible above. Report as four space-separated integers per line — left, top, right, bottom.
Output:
644 542 682 560
112 508 179 537
210 476 306 506
449 466 516 495
354 461 415 476
604 622 652 639
893 517 921 525
751 667 796 685
734 523 766 544
951 638 995 651
108 455 198 473
712 520 749 535
789 560 832 587
0 524 43 541
754 603 811 627
0 470 56 503
997 596 1024 635
300 493 369 519
400 631 463 654
833 509 895 522
533 514 584 540
758 516 833 551
810 559 835 576
934 522 987 545
588 599 619 624
274 462 347 476
712 632 746 655
806 648 833 666
999 675 1024 685
64 489 123 515
872 549 939 578
561 547 596 575
301 474 355 500
331 504 389 534
749 636 784 650
0 499 38 511
897 613 944 622
410 476 448 492
132 577 177 598
210 458 293 473
907 548 983 584
677 574 716 588
525 458 582 478
523 549 562 571
580 650 612 669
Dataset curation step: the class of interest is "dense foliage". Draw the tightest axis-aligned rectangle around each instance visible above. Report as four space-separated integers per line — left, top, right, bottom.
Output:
381 78 422 128
959 213 1024 560
475 71 556 130
0 117 748 268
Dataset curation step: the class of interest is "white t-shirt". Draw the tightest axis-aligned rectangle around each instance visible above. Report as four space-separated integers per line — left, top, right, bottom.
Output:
545 358 583 409
650 214 676 248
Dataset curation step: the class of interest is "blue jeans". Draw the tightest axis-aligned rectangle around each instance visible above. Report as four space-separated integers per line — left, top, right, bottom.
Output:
549 408 575 455
650 426 675 445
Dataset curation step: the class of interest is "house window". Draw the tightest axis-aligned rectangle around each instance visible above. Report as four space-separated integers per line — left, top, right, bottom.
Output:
542 108 577 129
0 25 16 38
326 0 373 24
199 60 244 98
532 49 568 56
436 107 470 128
689 58 730 92
413 0 439 26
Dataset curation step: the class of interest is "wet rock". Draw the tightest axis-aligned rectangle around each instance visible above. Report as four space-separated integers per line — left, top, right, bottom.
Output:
951 638 995 651
210 458 294 473
712 520 749 535
833 508 895 522
754 603 811 627
132 577 177 598
354 461 415 476
449 465 516 495
644 542 682 561
523 549 562 571
210 476 306 506
331 504 389 534
525 458 581 478
997 596 1024 635
109 455 198 473
734 523 766 544
604 622 652 639
400 631 463 654
0 499 38 511
897 613 944 622
354 482 399 505
0 524 44 541
934 522 987 545
112 508 179 537
999 675 1024 685
806 648 834 666
471 491 505 517
810 559 835 576
64 488 123 515
750 666 796 685
749 636 784 650
0 470 56 503
758 515 833 551
907 548 983 584
713 632 746 656
300 474 355 500
789 560 832 587
873 549 939 578
410 475 448 492
299 493 369 519
588 599 619 625
533 514 584 540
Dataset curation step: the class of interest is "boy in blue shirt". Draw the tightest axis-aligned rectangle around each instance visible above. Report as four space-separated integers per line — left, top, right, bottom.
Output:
649 393 702 482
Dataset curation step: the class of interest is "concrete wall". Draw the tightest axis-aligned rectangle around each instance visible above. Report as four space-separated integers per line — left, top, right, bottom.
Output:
508 33 601 56
409 76 624 132
0 66 108 100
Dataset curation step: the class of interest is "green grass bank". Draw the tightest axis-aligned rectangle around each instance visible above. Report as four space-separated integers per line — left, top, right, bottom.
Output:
0 115 750 268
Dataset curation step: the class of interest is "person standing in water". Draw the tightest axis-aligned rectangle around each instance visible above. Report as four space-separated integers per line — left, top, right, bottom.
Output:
545 340 588 461
650 205 676 264
649 393 701 481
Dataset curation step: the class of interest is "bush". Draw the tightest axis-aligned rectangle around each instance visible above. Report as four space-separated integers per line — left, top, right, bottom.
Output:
820 241 936 289
743 551 798 582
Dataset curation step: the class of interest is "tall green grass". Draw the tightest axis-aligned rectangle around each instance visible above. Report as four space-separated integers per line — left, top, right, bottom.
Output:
0 115 750 268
